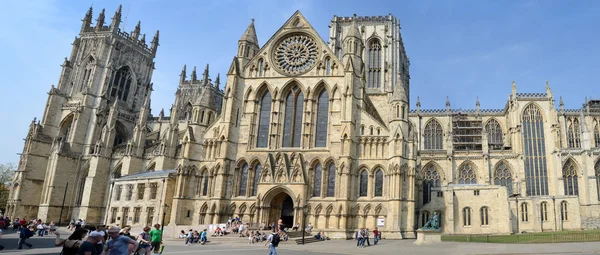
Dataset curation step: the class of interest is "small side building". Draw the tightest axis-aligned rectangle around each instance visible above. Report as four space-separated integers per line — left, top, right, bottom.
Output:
420 184 511 235
106 170 177 228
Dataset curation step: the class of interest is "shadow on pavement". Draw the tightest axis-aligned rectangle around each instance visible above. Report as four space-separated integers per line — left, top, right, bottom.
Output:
0 234 58 252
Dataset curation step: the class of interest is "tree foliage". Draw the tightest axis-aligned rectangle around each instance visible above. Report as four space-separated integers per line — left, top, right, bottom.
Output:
0 163 16 214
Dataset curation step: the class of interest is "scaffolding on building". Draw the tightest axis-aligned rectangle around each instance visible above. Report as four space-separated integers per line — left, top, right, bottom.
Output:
452 113 483 151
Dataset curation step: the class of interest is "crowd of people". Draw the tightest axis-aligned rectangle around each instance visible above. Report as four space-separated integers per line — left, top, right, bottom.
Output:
355 227 381 248
0 216 165 255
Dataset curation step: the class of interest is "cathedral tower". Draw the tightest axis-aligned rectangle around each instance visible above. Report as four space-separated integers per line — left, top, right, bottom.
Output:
7 5 159 223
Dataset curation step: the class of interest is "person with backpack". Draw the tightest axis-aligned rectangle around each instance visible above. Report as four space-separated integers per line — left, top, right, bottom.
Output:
17 223 34 249
265 229 279 255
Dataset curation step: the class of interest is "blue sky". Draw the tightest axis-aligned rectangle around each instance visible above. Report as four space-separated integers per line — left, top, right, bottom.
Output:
1 0 599 164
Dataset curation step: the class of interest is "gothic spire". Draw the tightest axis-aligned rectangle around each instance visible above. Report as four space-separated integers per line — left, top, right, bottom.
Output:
110 4 122 32
180 64 187 83
95 8 105 32
347 14 362 39
140 33 146 44
546 80 553 98
215 73 220 89
81 6 93 33
132 20 141 39
511 80 517 97
191 66 197 82
416 96 421 113
446 96 451 113
203 63 209 84
476 96 480 114
560 96 565 113
238 18 259 47
151 30 159 57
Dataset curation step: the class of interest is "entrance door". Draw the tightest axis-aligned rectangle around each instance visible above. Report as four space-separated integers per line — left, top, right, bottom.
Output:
281 196 294 229
269 193 294 229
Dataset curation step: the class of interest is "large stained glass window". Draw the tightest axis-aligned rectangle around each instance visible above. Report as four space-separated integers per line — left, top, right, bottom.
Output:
313 163 322 197
485 119 503 150
283 85 303 147
374 169 383 197
326 163 335 197
424 119 443 150
422 164 441 204
563 159 579 196
359 170 368 197
252 163 262 196
367 39 381 88
315 89 329 147
256 91 271 148
494 162 513 195
522 104 548 196
238 163 249 196
458 163 476 184
566 118 581 148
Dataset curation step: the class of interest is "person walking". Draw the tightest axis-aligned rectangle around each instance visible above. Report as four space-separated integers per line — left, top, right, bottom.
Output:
17 223 34 249
103 227 138 255
373 227 380 245
265 229 280 255
149 224 163 255
355 228 363 248
365 228 371 246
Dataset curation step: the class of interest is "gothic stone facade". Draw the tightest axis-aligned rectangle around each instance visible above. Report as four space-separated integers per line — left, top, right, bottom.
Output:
7 6 600 239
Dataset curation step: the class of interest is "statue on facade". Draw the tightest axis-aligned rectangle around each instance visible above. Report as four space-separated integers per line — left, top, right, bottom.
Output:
419 212 440 231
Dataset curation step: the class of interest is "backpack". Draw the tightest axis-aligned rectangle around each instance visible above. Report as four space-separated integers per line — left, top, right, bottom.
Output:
271 233 280 247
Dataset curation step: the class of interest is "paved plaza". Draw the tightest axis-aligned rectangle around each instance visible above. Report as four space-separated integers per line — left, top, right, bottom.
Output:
2 229 600 255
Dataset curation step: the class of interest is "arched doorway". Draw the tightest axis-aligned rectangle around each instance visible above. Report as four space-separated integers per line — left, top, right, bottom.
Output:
269 192 294 229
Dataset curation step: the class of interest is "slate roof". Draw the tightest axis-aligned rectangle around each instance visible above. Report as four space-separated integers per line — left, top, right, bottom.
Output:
115 169 177 181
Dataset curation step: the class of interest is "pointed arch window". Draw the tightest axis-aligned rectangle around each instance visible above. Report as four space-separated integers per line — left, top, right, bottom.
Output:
563 159 579 196
258 59 264 77
560 201 568 221
74 170 88 206
596 160 600 201
566 118 581 148
202 172 209 196
252 163 262 196
81 59 94 92
180 103 192 120
421 211 430 227
541 202 548 221
359 170 368 197
256 90 271 148
522 104 549 196
110 67 133 102
494 162 513 195
367 39 382 88
374 169 384 197
463 207 472 226
458 163 476 184
521 203 529 222
401 105 406 119
423 164 441 204
326 162 336 197
238 163 249 196
424 120 443 150
315 89 329 147
325 57 331 75
485 119 503 150
480 207 489 226
593 120 600 148
313 163 322 197
282 85 303 147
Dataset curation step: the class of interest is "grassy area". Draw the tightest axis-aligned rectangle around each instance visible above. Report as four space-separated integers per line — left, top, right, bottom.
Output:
442 230 600 244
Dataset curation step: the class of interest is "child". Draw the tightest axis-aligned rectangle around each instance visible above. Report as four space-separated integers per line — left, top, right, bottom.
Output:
248 232 254 244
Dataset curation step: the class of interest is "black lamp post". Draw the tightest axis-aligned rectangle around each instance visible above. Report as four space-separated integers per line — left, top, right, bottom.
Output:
301 206 307 245
57 183 69 227
161 203 169 232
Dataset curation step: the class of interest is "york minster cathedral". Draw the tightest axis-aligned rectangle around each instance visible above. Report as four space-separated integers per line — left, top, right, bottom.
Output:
7 5 600 239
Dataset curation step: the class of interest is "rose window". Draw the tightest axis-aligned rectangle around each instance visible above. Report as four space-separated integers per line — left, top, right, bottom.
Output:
274 34 318 75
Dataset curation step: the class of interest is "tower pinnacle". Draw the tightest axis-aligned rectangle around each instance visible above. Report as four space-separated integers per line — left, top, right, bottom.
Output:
95 8 105 32
110 5 122 32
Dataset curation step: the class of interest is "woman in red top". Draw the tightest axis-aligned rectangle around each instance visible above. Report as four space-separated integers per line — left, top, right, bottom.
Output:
373 228 380 245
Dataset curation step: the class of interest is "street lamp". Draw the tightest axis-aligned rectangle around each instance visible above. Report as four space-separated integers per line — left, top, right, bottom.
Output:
301 205 308 245
161 203 169 232
56 183 69 227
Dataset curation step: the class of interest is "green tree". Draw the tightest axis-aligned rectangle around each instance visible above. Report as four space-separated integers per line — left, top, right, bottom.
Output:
0 163 16 214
